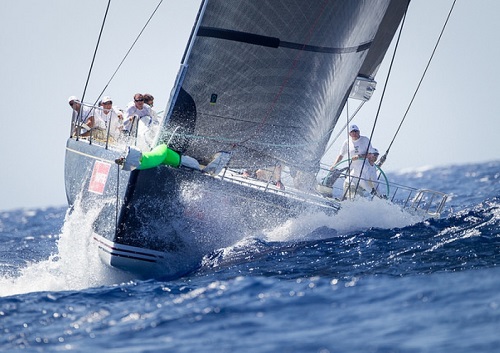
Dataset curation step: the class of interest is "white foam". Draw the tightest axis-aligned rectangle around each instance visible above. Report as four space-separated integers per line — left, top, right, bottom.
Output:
0 198 133 297
264 197 421 242
0 192 423 296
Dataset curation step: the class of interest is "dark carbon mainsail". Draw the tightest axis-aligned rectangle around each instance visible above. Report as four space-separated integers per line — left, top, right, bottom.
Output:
162 0 409 175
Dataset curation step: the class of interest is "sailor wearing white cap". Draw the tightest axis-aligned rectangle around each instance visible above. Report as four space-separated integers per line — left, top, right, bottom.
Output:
68 95 96 136
330 124 373 169
95 96 123 139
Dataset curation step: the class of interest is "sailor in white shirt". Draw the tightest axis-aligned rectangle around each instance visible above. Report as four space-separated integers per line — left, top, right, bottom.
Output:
330 124 372 169
123 93 157 131
68 95 98 137
344 147 382 199
122 93 159 149
143 93 162 125
94 96 123 140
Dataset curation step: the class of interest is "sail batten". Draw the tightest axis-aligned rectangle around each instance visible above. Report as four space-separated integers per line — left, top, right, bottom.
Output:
162 0 409 172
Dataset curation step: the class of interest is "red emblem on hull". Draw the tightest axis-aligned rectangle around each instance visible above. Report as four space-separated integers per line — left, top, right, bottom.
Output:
89 161 111 194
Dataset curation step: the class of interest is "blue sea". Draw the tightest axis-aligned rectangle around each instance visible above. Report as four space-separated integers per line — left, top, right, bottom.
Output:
1 161 499 352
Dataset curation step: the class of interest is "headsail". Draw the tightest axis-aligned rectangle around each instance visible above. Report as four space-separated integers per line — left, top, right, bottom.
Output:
161 0 409 175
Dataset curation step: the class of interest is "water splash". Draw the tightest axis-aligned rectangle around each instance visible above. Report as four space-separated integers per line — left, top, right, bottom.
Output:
0 199 133 297
263 197 421 242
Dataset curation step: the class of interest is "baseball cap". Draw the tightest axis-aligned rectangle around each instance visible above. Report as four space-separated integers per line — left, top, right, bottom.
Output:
369 147 379 154
101 96 112 104
349 124 360 132
68 95 79 104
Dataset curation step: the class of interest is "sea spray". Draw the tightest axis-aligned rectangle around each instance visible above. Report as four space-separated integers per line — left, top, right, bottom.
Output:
263 197 421 242
0 199 132 297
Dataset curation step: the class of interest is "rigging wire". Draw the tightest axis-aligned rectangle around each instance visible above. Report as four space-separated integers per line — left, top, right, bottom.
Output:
95 0 164 104
346 4 409 199
115 165 120 230
382 0 458 160
324 100 365 156
349 0 457 198
342 98 354 199
80 0 111 104
80 0 163 234
75 0 111 142
366 4 409 167
344 98 351 163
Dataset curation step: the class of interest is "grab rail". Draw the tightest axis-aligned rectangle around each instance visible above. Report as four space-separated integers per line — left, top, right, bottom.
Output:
69 102 161 151
317 166 448 218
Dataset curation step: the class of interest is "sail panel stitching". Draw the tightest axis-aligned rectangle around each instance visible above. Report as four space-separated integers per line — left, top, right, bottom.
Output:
197 26 371 54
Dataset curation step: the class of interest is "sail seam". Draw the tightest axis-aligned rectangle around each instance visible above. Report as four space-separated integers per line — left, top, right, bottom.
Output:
197 26 371 54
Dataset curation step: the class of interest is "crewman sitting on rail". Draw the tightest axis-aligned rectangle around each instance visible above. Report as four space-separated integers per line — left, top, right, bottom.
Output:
242 163 284 190
68 96 105 137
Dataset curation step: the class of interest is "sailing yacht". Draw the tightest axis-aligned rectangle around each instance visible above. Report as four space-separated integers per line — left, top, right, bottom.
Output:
65 0 447 278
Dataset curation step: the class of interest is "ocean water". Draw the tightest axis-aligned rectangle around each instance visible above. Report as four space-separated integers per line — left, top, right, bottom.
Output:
1 161 499 352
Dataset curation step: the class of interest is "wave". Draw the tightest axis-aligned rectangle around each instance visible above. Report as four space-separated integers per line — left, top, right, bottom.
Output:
1 161 499 295
0 201 134 297
198 198 500 279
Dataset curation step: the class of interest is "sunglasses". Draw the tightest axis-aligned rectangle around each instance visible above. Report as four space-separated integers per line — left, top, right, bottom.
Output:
135 99 144 102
